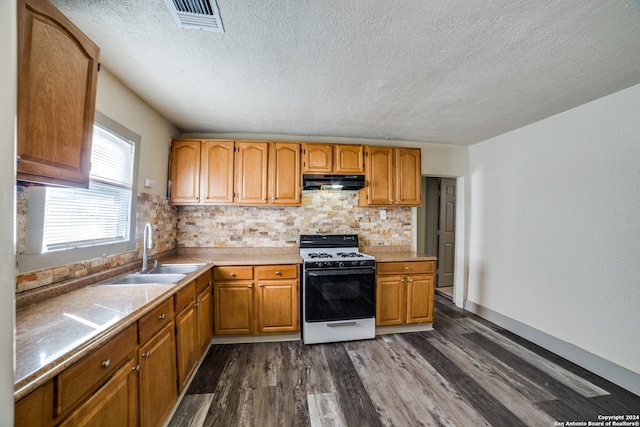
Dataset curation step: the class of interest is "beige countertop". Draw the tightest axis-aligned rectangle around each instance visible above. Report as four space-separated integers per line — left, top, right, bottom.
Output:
14 247 432 400
363 250 437 262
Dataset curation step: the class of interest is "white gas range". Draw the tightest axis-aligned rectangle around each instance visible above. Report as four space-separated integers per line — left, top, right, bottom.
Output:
299 234 376 344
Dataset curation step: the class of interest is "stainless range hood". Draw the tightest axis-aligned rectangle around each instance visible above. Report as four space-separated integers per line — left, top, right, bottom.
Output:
302 174 365 190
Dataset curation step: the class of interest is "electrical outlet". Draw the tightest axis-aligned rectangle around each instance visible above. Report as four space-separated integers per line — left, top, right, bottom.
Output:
380 209 387 220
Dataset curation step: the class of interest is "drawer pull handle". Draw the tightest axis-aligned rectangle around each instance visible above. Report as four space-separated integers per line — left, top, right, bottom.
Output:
230 273 236 277
409 279 414 282
405 266 409 270
101 359 111 369
133 364 140 372
159 314 166 320
275 271 281 275
143 351 151 358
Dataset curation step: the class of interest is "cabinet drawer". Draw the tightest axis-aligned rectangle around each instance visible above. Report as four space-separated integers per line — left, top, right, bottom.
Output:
139 298 174 344
195 269 211 293
56 324 136 416
377 261 435 275
255 265 298 280
175 280 196 312
213 266 253 280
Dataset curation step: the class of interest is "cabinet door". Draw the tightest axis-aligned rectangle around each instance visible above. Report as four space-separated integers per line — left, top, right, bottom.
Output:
406 275 434 324
169 140 201 204
202 140 235 204
58 359 138 427
17 0 99 188
256 280 299 333
139 323 177 427
302 143 333 173
175 303 199 392
15 381 53 427
214 282 254 335
395 147 422 206
269 142 301 205
375 275 405 326
334 145 364 174
362 146 394 206
235 141 268 205
197 285 214 352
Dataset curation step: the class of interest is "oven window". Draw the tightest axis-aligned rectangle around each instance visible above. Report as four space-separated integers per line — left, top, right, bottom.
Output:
305 268 375 322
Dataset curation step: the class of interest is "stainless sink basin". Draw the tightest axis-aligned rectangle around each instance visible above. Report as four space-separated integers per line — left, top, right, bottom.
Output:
146 263 205 275
104 273 186 285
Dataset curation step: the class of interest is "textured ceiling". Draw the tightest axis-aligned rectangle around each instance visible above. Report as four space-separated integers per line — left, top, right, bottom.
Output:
51 0 640 145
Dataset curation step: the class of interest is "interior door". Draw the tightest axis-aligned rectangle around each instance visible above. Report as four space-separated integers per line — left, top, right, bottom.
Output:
437 178 456 288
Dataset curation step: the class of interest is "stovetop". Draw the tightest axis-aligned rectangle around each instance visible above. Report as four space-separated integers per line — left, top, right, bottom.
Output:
299 234 375 268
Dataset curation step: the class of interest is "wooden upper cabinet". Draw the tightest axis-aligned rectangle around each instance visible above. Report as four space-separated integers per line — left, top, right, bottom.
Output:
361 146 395 205
334 144 364 174
202 140 235 204
302 143 364 174
17 0 99 188
302 143 333 173
235 141 269 205
359 146 422 207
395 148 422 206
269 142 301 205
169 140 201 204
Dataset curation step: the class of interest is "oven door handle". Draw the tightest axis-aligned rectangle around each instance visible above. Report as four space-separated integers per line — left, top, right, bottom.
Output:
306 268 375 277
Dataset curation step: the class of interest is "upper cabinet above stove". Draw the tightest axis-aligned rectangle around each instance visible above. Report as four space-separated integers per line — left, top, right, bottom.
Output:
302 143 364 174
17 0 99 188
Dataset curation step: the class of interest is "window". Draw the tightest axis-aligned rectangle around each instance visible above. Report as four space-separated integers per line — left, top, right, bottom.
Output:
42 126 135 251
20 113 141 272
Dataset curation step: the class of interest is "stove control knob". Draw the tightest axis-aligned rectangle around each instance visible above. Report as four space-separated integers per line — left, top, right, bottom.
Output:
338 262 344 268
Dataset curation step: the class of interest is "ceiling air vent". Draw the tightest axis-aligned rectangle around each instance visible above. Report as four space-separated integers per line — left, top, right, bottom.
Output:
163 0 224 32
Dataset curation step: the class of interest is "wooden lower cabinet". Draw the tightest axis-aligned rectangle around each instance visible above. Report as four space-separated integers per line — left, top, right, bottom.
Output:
58 359 138 427
197 285 214 351
376 261 435 326
138 322 177 427
15 381 54 427
213 265 299 335
175 280 213 392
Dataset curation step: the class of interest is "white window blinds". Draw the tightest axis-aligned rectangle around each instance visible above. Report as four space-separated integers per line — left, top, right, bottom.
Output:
42 125 135 252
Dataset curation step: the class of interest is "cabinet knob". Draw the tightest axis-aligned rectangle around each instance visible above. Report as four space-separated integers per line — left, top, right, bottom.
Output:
248 285 252 288
275 271 281 275
401 279 405 282
158 314 166 320
230 272 236 277
143 351 151 358
101 359 111 369
404 266 409 270
409 279 414 282
133 364 140 372
16 155 22 164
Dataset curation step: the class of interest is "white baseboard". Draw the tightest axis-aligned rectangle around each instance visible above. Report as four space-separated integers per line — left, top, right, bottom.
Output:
464 300 640 396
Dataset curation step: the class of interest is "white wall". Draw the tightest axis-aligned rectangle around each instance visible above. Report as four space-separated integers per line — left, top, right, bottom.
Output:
468 83 640 392
1 0 16 424
96 68 179 197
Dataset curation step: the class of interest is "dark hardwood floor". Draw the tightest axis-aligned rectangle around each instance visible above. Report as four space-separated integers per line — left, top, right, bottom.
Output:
169 295 640 426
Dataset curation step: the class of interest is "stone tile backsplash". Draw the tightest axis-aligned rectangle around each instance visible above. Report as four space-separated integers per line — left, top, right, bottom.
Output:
177 190 412 248
15 188 411 293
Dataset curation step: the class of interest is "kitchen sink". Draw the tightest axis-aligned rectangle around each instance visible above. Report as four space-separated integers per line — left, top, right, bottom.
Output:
146 263 205 275
103 273 187 286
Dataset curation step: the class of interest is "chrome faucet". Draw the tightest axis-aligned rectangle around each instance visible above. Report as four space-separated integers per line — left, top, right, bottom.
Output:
142 222 153 272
